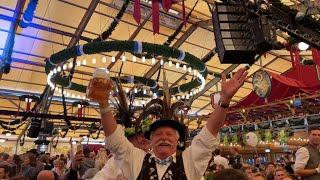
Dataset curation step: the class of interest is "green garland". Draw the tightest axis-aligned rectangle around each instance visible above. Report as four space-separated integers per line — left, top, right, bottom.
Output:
124 118 153 137
92 0 130 42
271 0 320 36
46 41 208 96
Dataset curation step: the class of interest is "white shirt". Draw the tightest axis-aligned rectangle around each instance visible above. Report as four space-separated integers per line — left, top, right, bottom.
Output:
294 147 310 172
104 125 220 180
92 157 124 180
213 155 229 169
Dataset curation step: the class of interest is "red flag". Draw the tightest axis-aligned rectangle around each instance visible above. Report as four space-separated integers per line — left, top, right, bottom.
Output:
133 0 141 24
294 50 302 81
26 102 31 112
182 0 186 27
152 0 160 34
78 107 83 118
162 0 172 12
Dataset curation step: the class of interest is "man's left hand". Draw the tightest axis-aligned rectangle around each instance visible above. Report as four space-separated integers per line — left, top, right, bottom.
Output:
220 67 248 103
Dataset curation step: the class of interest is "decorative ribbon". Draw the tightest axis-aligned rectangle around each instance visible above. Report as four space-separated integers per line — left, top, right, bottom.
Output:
162 0 172 11
129 0 188 34
311 48 320 81
133 0 141 24
152 0 160 34
182 0 186 27
78 106 83 118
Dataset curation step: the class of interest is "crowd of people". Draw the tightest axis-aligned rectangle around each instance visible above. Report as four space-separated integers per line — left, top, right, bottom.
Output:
0 128 319 180
0 68 319 180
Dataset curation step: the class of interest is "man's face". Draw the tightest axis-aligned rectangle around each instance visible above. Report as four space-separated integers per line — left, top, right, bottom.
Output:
245 168 253 180
275 170 287 180
0 168 5 179
309 130 320 146
266 164 276 173
151 126 179 159
253 175 264 180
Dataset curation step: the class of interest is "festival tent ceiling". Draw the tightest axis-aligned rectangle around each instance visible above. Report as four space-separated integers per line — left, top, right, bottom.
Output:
0 0 318 137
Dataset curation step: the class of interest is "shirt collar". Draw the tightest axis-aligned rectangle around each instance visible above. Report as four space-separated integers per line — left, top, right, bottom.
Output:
150 152 177 163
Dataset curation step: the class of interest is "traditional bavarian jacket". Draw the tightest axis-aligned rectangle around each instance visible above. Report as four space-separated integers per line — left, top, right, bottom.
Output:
104 125 220 180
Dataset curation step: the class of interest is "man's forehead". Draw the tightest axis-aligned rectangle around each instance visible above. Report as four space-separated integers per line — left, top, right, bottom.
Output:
310 130 320 134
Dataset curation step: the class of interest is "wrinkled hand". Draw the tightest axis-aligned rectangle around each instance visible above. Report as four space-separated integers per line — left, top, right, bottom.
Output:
72 151 84 170
220 67 248 103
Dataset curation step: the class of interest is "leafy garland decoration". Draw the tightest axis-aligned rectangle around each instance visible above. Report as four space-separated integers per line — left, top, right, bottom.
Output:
46 40 208 96
270 0 320 36
92 0 130 42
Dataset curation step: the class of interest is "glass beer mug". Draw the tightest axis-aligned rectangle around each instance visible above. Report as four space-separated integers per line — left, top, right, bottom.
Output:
86 68 113 102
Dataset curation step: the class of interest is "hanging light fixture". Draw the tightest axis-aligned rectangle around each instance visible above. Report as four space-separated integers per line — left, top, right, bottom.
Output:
82 59 87 65
142 56 146 63
92 58 96 64
121 55 126 62
112 57 116 62
151 57 156 64
169 61 173 67
298 42 309 51
160 59 164 65
102 57 107 63
132 56 136 62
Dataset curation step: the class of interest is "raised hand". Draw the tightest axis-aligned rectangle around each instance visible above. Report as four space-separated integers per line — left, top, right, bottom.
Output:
220 67 248 103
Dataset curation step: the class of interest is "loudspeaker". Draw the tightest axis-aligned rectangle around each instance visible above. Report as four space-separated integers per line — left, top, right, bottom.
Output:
213 2 256 64
249 15 276 54
27 118 42 138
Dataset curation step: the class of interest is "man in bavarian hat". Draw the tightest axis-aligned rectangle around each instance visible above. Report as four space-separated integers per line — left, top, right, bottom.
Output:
90 67 248 179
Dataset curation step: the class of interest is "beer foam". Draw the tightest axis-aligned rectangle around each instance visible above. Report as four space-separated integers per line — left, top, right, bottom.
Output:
93 68 109 79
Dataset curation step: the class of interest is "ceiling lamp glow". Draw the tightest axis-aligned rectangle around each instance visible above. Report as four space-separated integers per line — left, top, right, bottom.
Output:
298 42 309 51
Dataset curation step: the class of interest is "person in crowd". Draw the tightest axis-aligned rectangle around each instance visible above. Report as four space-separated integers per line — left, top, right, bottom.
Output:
0 153 16 177
294 126 320 180
228 148 243 169
213 149 229 169
265 162 276 180
88 67 247 179
275 168 289 180
21 152 43 180
78 146 95 177
211 168 249 180
242 165 254 180
12 155 22 175
0 165 10 180
39 154 52 170
89 152 95 161
51 159 66 180
253 173 265 180
37 170 55 180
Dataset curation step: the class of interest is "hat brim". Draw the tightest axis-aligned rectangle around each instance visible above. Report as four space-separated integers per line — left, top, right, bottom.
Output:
144 119 185 140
